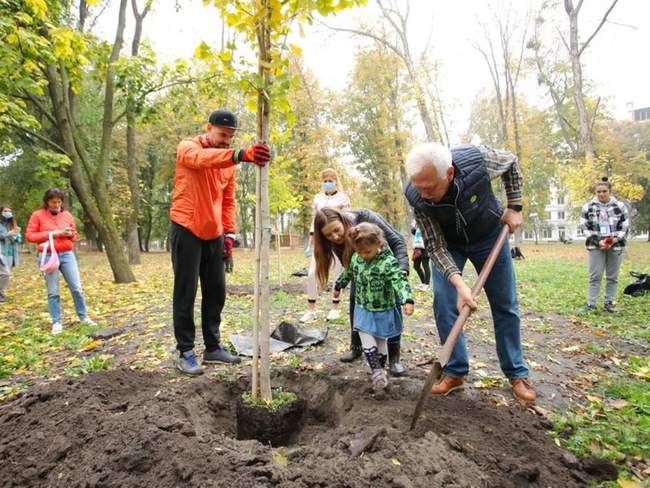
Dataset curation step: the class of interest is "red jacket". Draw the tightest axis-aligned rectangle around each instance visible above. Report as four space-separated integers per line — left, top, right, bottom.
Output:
170 135 237 240
25 208 79 252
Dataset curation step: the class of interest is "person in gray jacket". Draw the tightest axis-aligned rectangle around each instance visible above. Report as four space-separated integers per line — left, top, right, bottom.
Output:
0 204 22 303
312 207 410 376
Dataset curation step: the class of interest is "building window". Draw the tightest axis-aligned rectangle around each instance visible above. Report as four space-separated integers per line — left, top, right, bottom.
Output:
557 195 565 205
558 211 565 220
524 230 533 240
547 211 553 220
542 228 552 239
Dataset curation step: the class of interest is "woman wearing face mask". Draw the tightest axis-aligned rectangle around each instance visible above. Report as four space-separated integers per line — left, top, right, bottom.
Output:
579 177 630 314
0 204 22 303
300 168 351 323
313 207 410 376
25 188 95 334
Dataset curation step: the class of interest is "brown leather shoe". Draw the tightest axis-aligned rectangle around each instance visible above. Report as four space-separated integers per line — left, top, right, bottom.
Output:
431 375 464 395
510 378 536 403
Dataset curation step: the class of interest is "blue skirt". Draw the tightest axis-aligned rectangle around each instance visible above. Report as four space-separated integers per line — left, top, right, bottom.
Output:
353 305 403 339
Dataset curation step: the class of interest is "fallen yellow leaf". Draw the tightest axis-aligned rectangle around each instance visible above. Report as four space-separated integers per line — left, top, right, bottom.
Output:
609 399 629 409
391 458 401 466
617 478 642 488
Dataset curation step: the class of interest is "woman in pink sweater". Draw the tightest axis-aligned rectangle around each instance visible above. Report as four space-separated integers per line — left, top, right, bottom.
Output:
25 188 95 334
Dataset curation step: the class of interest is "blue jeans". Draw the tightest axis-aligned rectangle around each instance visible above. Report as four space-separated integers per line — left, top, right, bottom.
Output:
40 251 88 323
431 227 528 379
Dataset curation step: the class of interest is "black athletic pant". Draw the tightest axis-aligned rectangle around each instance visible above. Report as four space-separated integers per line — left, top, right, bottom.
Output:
171 222 225 353
413 253 431 285
348 281 400 351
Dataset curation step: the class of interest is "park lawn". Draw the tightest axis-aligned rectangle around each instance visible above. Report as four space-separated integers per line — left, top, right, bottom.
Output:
513 241 649 481
0 241 648 480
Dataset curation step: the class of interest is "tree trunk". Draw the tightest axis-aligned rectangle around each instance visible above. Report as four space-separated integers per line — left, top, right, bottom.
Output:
126 108 141 264
41 0 136 283
124 0 151 265
565 2 595 162
251 0 273 402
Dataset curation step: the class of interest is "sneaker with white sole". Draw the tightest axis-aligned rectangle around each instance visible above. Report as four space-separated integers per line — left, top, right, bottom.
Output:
326 309 341 321
299 311 318 323
51 322 63 335
81 317 97 326
177 350 204 376
417 284 430 292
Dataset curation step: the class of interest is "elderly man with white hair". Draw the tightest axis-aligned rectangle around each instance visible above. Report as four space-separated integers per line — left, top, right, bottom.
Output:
404 143 536 403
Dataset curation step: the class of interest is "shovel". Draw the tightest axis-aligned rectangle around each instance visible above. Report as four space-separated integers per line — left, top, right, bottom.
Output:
410 225 510 430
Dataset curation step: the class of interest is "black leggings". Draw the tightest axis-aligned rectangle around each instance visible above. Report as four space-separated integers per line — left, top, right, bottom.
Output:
349 281 400 350
413 253 431 285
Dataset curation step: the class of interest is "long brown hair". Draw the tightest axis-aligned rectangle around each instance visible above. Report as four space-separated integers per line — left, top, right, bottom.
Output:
313 207 354 287
0 204 16 231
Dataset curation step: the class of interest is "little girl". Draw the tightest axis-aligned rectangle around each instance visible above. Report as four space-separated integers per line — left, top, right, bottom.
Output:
333 223 414 391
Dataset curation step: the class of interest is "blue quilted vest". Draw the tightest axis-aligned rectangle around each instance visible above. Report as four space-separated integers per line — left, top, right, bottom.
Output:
404 145 503 244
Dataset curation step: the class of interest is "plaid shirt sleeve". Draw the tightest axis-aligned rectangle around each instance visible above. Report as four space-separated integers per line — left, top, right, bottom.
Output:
478 145 523 203
415 208 460 281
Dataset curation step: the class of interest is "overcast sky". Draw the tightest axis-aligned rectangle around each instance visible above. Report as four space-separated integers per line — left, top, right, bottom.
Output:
97 0 650 142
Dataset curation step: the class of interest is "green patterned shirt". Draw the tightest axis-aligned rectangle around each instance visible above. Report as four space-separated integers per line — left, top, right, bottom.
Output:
335 248 413 312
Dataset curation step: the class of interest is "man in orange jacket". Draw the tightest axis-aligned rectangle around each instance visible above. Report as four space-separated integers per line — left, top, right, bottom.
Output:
171 109 271 375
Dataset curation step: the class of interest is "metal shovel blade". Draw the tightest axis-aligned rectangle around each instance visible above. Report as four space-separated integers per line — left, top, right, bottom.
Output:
409 360 443 430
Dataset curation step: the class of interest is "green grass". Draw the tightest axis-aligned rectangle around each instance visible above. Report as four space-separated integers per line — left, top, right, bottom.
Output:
64 355 113 377
552 355 650 478
515 242 650 342
242 388 298 412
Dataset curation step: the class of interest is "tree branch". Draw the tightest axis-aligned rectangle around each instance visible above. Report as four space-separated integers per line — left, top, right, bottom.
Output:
7 122 69 154
321 22 406 62
578 0 619 56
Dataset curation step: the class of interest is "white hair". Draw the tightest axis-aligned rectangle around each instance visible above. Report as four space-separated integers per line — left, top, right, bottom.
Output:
406 143 452 178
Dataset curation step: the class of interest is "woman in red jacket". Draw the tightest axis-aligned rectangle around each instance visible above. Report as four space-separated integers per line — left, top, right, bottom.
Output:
25 188 94 334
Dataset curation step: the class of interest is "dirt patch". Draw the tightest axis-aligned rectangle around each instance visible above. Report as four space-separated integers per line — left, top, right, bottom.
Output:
0 367 614 488
228 282 305 296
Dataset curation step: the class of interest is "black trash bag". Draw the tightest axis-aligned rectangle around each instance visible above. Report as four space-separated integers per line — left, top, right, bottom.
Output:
511 247 525 260
271 321 328 347
229 321 327 357
291 268 308 277
624 271 650 297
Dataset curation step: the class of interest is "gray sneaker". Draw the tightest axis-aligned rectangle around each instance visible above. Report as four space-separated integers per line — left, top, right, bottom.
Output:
177 350 204 376
578 304 597 315
603 302 618 313
203 346 241 364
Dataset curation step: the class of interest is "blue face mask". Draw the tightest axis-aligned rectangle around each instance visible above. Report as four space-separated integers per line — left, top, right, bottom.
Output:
2 211 12 220
322 181 337 193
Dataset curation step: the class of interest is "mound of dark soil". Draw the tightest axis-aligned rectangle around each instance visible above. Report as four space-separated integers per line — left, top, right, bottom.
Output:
0 368 614 487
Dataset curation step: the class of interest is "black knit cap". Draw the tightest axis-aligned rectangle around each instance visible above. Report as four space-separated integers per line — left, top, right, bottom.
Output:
208 109 238 129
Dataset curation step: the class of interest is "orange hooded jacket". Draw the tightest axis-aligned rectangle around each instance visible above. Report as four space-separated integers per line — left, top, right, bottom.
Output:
170 135 237 240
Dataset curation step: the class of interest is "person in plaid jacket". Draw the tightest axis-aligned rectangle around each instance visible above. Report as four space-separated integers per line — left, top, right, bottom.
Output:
579 177 629 314
333 223 414 392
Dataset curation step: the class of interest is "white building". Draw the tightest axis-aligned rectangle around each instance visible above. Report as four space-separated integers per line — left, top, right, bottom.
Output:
524 187 582 242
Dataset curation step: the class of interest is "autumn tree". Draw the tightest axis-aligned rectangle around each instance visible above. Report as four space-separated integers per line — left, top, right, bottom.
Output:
0 0 139 281
339 46 409 228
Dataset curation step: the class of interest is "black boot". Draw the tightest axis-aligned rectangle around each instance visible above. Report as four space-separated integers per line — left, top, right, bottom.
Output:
340 329 363 363
387 339 407 377
340 346 362 363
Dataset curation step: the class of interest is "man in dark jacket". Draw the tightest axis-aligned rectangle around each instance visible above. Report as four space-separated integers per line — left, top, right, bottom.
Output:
404 142 536 403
